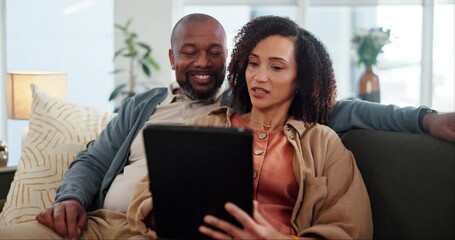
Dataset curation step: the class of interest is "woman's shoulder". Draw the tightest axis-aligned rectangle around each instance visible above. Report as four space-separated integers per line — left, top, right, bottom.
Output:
188 106 236 127
301 124 347 154
307 123 341 141
287 120 342 148
311 123 338 135
287 119 338 138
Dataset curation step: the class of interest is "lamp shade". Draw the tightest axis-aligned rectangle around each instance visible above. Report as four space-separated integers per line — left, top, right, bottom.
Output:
6 72 67 120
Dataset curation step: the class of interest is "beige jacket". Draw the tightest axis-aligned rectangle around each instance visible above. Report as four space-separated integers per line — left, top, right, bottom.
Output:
127 107 373 239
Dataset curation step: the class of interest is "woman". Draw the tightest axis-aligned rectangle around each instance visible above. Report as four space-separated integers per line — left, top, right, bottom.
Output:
190 16 373 239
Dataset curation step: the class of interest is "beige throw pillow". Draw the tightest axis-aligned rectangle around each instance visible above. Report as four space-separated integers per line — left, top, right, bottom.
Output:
0 84 115 226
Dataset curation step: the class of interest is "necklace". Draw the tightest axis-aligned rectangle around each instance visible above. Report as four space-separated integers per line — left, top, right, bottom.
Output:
247 116 272 130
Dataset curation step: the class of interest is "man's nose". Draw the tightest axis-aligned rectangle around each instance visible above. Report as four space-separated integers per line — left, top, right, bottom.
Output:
194 53 211 68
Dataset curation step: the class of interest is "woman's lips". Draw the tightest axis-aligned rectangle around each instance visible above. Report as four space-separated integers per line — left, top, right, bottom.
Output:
251 86 269 97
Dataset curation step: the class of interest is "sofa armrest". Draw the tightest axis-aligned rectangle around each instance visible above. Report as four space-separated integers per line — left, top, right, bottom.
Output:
340 129 455 239
0 166 17 211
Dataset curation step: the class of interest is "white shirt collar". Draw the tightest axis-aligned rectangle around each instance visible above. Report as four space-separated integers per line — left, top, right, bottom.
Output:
162 81 226 105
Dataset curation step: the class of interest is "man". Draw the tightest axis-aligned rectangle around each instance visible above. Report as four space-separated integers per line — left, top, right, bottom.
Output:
1 13 454 239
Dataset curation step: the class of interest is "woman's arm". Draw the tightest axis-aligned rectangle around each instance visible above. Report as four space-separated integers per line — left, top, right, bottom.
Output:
297 129 373 239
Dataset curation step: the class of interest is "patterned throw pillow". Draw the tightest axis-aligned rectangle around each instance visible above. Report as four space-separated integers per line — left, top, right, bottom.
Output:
0 84 115 226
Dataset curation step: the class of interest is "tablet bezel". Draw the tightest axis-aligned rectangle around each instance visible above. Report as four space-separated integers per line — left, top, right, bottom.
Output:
143 124 254 239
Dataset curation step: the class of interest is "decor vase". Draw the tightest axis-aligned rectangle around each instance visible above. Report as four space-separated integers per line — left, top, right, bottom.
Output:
0 140 7 167
358 66 380 103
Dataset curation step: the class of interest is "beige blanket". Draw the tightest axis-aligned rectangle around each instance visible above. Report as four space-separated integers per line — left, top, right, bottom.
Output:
126 175 157 239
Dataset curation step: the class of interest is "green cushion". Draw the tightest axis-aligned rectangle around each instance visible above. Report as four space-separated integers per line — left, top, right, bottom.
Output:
0 166 16 212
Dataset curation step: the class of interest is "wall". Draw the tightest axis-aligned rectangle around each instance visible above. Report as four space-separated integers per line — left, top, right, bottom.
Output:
114 0 177 97
4 0 114 166
307 7 353 99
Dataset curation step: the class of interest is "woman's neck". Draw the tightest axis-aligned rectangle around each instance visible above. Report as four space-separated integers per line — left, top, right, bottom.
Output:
242 108 288 131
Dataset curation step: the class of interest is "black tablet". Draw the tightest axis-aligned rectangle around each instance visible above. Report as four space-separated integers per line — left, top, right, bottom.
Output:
143 124 253 239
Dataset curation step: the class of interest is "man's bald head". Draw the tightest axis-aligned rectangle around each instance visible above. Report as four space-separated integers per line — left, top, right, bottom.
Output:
171 13 226 48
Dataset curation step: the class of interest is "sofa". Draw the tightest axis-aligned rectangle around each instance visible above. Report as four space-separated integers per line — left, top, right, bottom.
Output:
0 86 454 239
340 129 454 239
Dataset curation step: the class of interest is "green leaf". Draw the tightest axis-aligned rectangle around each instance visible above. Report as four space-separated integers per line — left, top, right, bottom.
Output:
109 69 124 74
109 84 127 101
125 19 132 29
145 56 160 70
126 35 135 45
125 39 137 56
113 48 125 60
142 63 151 77
137 42 151 52
127 91 136 97
115 23 126 31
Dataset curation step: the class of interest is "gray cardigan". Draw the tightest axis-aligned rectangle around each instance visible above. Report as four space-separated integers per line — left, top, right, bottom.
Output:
55 87 427 210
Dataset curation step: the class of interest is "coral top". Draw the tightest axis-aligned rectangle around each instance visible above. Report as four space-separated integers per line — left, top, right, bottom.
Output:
231 114 298 235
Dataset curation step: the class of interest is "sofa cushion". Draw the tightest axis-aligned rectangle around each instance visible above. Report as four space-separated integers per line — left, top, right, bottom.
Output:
0 85 115 226
340 129 455 239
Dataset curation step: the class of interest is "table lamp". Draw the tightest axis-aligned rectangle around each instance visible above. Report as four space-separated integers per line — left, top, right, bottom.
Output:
6 71 67 152
7 71 67 120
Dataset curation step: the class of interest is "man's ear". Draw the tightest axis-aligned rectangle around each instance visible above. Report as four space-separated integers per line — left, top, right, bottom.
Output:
169 49 176 70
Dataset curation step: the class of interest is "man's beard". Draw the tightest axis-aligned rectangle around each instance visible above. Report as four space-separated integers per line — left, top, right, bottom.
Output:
177 73 225 100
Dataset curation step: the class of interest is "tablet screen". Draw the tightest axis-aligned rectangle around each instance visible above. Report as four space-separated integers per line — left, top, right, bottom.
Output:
143 124 253 239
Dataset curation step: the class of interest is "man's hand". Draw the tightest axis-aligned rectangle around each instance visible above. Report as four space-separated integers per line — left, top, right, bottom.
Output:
423 112 455 142
36 199 88 239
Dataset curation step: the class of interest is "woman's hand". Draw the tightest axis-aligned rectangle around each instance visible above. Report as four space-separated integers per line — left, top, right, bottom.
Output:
199 200 292 239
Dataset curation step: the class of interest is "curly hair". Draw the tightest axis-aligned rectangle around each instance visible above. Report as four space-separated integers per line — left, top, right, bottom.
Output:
228 16 337 125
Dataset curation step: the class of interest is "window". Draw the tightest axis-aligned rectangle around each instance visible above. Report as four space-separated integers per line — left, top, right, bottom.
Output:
370 5 423 107
432 3 454 112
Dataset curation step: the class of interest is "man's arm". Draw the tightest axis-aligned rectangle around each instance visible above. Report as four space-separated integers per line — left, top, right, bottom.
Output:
329 99 426 133
36 88 168 239
35 94 143 239
54 98 135 208
329 99 455 142
422 112 455 142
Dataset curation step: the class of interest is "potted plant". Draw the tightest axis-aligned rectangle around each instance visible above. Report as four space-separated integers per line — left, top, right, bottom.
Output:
111 19 160 112
352 27 391 68
351 27 391 102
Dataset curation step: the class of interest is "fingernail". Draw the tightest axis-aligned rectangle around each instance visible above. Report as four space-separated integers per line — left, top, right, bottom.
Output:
225 202 234 209
204 215 214 223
